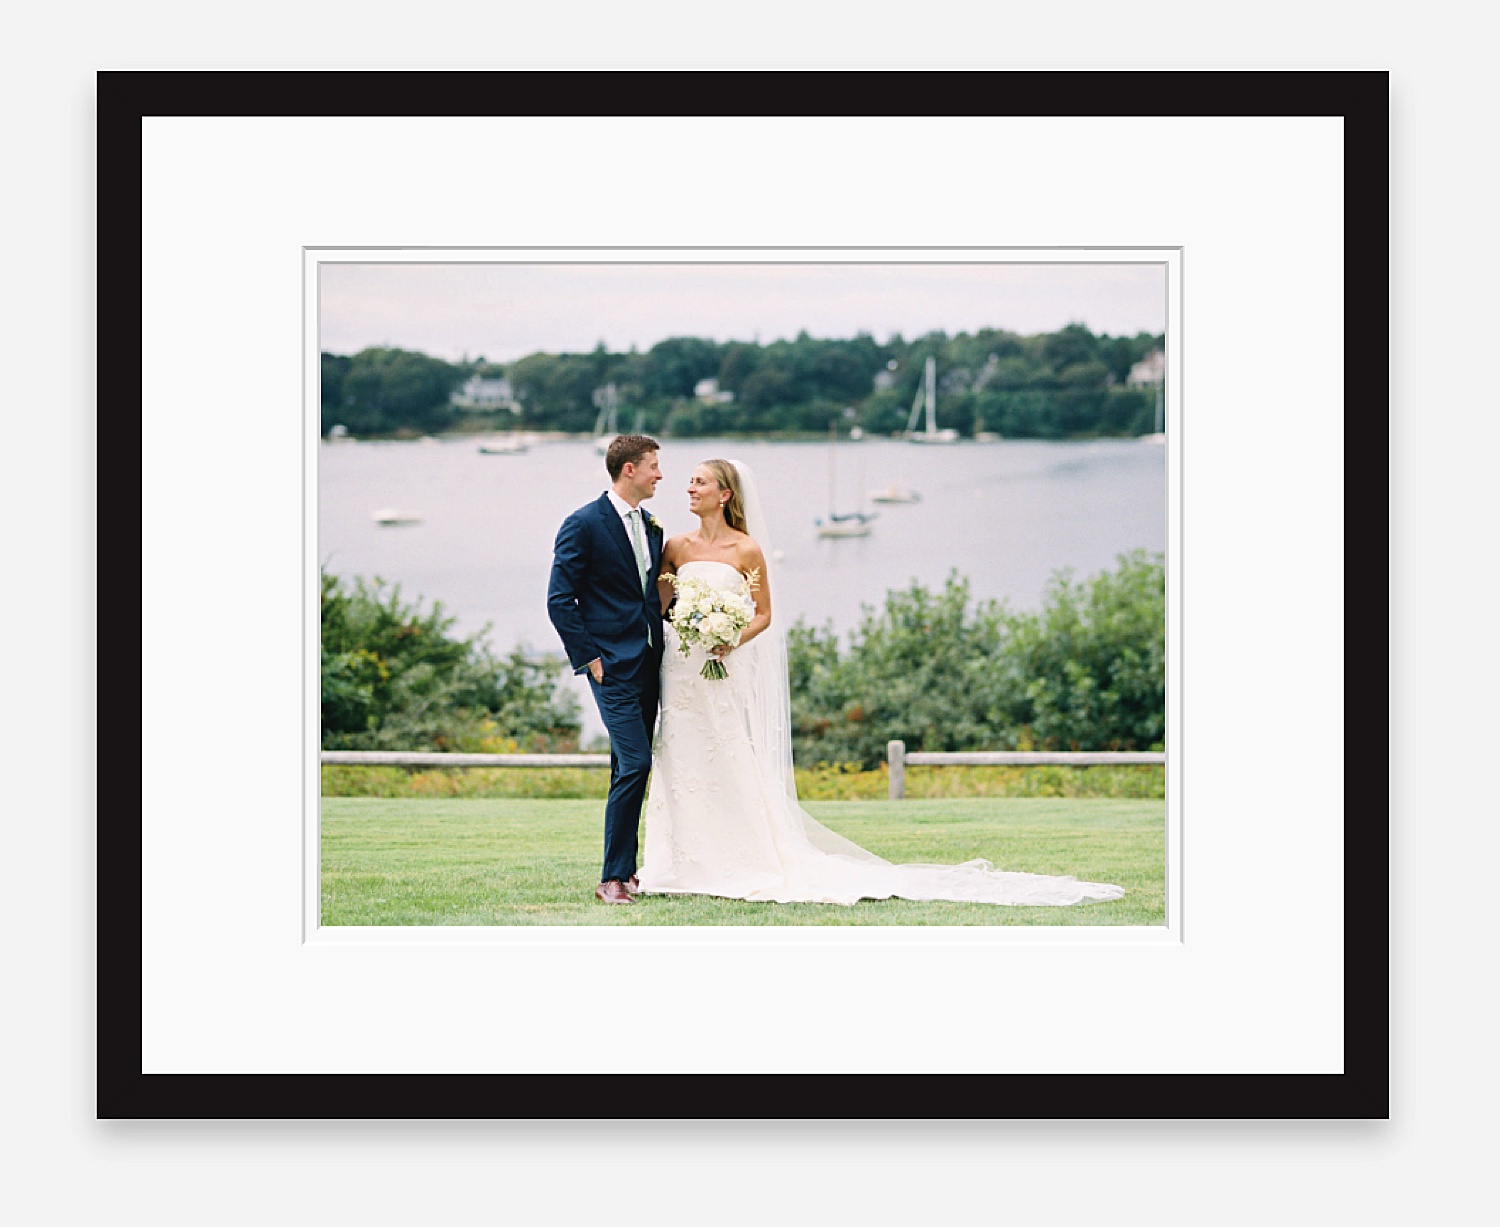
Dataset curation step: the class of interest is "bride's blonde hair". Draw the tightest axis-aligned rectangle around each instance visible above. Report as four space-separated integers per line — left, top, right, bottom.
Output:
702 459 747 533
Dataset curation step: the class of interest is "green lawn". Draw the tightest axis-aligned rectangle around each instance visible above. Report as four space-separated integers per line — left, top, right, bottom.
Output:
321 797 1164 927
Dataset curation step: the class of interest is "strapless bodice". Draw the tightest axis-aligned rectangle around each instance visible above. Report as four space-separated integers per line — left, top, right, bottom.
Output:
675 559 748 593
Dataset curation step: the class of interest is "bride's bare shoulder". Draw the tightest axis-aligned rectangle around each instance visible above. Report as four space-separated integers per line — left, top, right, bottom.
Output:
736 535 766 570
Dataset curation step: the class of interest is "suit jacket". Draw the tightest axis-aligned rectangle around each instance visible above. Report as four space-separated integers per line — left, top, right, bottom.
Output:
547 492 665 678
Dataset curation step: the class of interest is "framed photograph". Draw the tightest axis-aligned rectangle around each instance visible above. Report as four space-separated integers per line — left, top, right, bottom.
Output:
307 247 1179 942
117 70 1384 1118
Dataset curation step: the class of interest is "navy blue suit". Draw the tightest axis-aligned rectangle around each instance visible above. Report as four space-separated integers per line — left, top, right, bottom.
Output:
547 493 665 884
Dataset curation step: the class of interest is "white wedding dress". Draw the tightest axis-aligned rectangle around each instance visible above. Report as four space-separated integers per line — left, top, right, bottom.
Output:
636 462 1125 908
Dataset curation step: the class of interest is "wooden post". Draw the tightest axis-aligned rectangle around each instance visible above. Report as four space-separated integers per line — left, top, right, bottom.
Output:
888 739 906 801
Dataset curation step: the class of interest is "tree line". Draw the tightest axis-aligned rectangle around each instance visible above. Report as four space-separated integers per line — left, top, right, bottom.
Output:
321 550 1165 767
321 324 1164 441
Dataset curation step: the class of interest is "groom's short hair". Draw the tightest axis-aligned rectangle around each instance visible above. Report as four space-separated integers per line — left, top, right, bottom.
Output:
605 434 661 480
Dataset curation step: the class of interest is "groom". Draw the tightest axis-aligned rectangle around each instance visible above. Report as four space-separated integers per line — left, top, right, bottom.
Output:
547 435 666 905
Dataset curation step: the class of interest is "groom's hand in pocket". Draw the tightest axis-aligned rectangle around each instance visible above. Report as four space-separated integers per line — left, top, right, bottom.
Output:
588 658 604 683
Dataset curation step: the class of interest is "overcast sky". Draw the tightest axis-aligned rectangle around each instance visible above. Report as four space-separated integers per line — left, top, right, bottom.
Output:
319 260 1167 363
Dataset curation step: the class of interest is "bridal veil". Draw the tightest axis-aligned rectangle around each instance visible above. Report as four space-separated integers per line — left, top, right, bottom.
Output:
725 456 1125 905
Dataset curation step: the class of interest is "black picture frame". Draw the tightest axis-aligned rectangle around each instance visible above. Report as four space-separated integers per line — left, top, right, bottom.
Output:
110 68 1387 1120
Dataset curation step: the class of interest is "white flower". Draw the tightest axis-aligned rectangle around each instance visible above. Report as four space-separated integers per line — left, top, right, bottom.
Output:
665 574 752 666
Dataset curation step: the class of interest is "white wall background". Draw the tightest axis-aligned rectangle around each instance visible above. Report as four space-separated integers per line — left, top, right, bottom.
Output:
4 4 1490 1224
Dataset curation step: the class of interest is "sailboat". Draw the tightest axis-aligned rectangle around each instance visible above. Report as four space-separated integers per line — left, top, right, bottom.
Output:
869 444 920 504
904 356 960 444
869 481 920 504
592 383 620 454
1140 380 1165 444
815 419 874 538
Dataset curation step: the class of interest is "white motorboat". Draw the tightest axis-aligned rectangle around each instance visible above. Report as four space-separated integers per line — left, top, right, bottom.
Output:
477 434 529 455
869 483 920 504
372 508 422 526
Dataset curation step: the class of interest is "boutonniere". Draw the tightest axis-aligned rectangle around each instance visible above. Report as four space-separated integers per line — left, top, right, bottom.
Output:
647 513 663 532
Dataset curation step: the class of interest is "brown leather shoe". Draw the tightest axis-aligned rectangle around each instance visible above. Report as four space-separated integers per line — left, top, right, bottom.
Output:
623 875 641 896
596 879 633 905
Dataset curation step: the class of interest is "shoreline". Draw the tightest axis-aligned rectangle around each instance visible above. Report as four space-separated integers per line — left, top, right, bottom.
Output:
326 428 1160 445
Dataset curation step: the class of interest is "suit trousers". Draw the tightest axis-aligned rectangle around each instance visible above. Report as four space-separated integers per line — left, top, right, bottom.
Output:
588 654 661 883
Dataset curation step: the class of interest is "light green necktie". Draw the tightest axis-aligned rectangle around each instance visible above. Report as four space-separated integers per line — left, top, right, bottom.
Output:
627 509 649 593
628 508 652 647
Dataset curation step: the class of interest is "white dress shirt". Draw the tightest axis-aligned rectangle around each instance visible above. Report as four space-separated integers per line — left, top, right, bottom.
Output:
605 488 645 530
607 487 652 588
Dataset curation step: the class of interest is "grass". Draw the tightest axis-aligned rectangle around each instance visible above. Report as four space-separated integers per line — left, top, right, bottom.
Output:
320 797 1164 927
320 761 1165 802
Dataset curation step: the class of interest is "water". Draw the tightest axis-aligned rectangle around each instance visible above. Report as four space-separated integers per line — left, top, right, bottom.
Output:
318 435 1166 741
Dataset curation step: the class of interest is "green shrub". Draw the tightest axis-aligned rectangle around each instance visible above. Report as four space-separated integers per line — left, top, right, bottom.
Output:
788 552 1164 767
320 571 580 752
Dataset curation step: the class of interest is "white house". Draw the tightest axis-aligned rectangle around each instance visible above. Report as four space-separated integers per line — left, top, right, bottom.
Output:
451 375 519 412
694 377 734 404
1126 349 1166 387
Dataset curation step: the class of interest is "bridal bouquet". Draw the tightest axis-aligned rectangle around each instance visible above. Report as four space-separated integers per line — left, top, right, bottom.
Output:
663 569 759 680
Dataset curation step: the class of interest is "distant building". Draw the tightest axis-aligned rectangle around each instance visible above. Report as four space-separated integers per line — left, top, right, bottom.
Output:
1126 349 1166 387
451 375 519 412
694 377 734 404
873 370 895 391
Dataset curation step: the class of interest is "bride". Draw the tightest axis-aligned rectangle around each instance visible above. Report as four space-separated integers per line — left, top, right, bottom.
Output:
636 458 1125 907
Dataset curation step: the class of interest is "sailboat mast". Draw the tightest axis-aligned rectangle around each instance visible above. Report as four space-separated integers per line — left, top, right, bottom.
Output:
925 356 937 435
906 381 924 435
828 418 837 515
